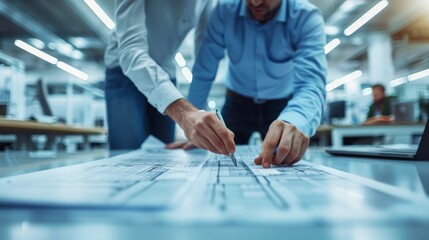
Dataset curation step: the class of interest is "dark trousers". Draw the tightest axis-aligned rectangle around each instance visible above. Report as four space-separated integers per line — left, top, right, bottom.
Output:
221 91 289 145
105 67 175 150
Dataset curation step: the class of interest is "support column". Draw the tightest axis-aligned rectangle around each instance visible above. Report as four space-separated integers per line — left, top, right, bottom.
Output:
368 32 394 86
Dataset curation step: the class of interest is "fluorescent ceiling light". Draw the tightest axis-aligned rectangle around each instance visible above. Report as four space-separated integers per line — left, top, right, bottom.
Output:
325 26 340 35
339 0 360 12
84 0 115 30
208 100 216 110
56 43 75 55
324 38 341 54
175 52 186 67
362 87 372 96
29 38 45 49
70 37 89 48
344 0 389 36
47 42 57 50
14 40 58 64
71 50 85 60
390 77 406 87
408 69 429 81
57 61 89 80
326 70 362 92
181 67 193 83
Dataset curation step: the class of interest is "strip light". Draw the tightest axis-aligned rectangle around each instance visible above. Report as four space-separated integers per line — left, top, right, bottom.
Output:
390 77 406 87
14 40 58 64
344 0 389 36
84 0 115 30
324 38 341 54
57 61 89 80
181 67 193 83
326 70 362 92
175 52 186 67
408 69 429 82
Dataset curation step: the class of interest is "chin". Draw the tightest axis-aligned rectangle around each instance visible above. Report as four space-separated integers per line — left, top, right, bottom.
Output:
251 14 266 21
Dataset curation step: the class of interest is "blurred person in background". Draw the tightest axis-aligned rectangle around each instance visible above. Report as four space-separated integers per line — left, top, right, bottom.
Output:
365 84 394 125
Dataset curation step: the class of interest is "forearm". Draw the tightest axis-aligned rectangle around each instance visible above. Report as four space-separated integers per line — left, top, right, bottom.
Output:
165 98 198 126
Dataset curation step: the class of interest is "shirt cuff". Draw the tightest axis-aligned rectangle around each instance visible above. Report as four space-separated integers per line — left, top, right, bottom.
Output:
277 111 312 137
147 81 184 114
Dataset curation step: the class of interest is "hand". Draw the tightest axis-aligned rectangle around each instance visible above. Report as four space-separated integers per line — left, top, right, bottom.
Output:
165 141 196 150
364 115 393 125
165 99 236 155
254 120 309 168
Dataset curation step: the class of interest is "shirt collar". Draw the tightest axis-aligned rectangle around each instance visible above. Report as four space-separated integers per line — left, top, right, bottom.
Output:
239 0 287 23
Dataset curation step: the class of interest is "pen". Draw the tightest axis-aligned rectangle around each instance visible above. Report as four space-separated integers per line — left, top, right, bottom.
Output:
215 109 238 167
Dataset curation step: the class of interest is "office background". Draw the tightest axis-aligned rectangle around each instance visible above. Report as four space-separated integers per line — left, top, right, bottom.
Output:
0 0 428 150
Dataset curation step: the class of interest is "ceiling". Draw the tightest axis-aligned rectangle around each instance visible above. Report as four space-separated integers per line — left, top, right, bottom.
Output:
0 0 428 83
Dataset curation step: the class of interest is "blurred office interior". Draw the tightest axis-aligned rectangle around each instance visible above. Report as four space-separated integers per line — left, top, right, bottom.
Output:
0 0 429 151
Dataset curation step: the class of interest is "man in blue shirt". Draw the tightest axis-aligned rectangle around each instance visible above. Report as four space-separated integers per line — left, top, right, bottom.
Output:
175 0 327 167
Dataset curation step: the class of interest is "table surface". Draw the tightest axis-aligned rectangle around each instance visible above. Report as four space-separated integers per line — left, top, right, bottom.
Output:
0 118 106 135
0 148 428 240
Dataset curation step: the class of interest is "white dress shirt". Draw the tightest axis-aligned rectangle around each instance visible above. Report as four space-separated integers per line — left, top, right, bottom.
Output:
105 0 211 113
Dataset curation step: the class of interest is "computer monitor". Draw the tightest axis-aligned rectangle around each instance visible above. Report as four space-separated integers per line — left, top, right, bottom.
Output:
328 100 346 122
393 101 415 123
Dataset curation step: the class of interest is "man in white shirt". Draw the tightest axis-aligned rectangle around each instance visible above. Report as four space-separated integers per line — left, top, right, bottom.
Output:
104 0 235 156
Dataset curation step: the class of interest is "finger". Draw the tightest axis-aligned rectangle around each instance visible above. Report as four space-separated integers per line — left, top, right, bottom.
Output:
291 137 309 165
165 141 186 149
203 124 230 155
254 154 263 165
191 133 222 154
194 115 228 154
282 139 300 166
208 115 236 154
273 132 293 165
261 123 283 168
183 142 197 150
199 135 222 154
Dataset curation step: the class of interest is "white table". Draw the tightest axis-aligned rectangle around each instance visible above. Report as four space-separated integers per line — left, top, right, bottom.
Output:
331 124 425 147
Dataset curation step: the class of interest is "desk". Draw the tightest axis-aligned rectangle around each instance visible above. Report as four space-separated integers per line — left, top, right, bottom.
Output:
0 118 106 150
0 149 428 240
315 124 425 147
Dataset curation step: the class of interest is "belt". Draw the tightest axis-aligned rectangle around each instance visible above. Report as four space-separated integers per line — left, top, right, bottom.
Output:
226 89 290 104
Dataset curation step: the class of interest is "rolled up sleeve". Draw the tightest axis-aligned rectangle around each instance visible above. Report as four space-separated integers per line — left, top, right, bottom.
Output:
115 0 183 113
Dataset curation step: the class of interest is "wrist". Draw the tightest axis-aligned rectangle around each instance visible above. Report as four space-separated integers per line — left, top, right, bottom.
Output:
165 98 198 125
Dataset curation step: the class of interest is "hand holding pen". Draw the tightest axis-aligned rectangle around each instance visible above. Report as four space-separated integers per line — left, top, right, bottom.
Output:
215 109 238 167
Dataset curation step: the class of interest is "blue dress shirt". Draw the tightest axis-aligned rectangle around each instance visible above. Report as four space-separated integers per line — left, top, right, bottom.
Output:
188 0 327 137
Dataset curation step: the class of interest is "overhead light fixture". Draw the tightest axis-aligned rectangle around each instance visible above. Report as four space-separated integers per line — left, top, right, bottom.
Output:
362 87 372 96
339 0 360 12
324 38 341 54
181 67 193 83
71 50 85 60
14 39 58 65
56 43 74 55
390 77 406 87
57 61 89 80
326 70 362 92
344 0 389 36
29 38 45 49
325 26 340 35
208 100 216 110
84 0 115 30
408 69 429 81
175 52 186 67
